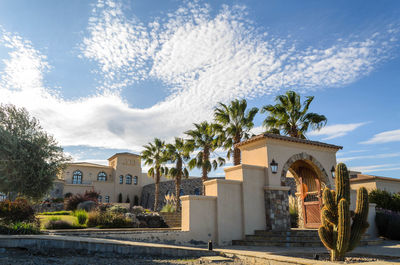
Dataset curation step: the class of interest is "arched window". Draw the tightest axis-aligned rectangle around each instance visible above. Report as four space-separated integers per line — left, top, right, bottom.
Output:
134 196 139 206
194 188 200 195
98 195 102 203
179 189 184 196
72 170 82 184
97 172 107 181
105 196 110 203
126 174 132 184
119 175 123 184
133 176 138 185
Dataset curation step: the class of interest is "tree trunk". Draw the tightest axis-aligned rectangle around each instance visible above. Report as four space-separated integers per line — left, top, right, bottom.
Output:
175 159 182 211
233 133 241 166
201 147 209 195
154 167 160 211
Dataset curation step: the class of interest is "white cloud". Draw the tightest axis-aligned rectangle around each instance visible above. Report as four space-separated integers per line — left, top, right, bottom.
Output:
338 152 400 162
0 1 399 152
361 129 400 144
349 163 400 173
308 122 368 140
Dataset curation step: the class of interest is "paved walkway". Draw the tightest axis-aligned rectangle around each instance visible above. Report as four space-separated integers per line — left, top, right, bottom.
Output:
216 241 400 264
0 235 399 264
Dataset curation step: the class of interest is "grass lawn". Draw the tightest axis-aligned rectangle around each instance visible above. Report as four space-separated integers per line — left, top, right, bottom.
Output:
37 214 78 229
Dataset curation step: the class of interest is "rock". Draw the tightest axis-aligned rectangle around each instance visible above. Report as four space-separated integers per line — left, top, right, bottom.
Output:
77 201 97 212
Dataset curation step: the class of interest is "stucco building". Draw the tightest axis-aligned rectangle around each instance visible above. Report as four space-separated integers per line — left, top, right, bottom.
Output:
54 152 165 204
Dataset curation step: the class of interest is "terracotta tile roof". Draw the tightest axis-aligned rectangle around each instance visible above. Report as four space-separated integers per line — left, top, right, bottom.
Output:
235 133 343 150
350 174 400 183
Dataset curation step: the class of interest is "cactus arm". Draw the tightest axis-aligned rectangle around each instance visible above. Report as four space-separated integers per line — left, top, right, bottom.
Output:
322 207 337 226
348 187 369 251
336 163 350 203
336 198 351 261
318 226 334 250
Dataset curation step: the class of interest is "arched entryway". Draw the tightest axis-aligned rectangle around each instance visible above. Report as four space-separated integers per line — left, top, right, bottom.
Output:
281 153 331 229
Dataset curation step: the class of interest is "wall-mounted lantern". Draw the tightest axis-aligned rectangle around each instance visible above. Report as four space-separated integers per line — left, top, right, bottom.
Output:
270 159 278 174
331 166 335 178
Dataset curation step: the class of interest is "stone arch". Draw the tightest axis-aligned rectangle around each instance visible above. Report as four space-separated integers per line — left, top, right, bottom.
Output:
280 152 331 189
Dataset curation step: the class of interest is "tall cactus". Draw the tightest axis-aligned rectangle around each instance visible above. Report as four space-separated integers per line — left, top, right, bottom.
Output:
318 163 369 261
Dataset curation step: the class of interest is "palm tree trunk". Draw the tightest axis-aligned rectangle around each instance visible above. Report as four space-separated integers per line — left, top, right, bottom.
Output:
154 167 160 211
233 134 241 166
175 159 182 211
201 147 209 195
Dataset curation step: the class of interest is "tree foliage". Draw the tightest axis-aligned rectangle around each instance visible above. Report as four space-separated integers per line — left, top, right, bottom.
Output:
141 138 168 210
261 90 327 138
0 104 70 200
165 137 191 210
214 99 258 165
185 122 225 193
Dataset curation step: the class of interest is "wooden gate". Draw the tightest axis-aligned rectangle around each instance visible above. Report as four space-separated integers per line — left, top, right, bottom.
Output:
298 167 322 228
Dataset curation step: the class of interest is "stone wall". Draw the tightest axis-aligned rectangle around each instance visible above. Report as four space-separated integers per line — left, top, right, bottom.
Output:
141 178 208 211
264 187 290 231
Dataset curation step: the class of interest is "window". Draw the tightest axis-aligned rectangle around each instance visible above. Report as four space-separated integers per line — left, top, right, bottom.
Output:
126 174 132 184
179 189 184 196
98 195 102 203
133 176 138 185
97 172 107 181
119 175 124 184
194 188 200 195
72 170 82 184
105 196 110 203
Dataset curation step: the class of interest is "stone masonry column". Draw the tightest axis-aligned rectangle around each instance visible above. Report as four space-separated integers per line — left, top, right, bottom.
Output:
264 186 291 231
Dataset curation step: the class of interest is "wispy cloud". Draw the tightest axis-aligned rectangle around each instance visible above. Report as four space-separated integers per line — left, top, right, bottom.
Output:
308 122 368 140
0 0 399 152
349 163 400 173
361 129 400 144
338 152 400 162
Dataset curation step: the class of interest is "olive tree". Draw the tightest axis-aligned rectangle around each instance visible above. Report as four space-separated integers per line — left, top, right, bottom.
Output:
0 104 70 200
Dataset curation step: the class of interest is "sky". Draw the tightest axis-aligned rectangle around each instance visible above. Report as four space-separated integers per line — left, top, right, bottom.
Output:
0 0 400 178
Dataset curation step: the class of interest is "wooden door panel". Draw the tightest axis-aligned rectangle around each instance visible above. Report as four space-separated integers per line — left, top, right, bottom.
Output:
298 167 322 228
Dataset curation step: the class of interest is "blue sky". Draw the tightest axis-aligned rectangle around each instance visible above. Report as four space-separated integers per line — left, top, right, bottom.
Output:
0 0 400 178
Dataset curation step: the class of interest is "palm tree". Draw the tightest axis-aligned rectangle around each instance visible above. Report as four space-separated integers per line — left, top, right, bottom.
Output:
165 137 191 210
260 90 327 139
214 99 259 165
185 122 225 194
141 138 167 211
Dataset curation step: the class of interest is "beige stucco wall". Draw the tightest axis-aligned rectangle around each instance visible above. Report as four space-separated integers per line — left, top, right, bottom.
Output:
376 179 400 194
350 180 377 192
205 179 243 245
59 153 153 203
239 138 337 187
181 195 217 243
225 164 267 234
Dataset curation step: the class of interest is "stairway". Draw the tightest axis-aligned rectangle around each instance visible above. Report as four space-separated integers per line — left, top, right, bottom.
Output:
159 212 181 228
232 229 381 247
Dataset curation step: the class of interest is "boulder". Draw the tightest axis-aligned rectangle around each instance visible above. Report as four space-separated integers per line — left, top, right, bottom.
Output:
77 201 97 212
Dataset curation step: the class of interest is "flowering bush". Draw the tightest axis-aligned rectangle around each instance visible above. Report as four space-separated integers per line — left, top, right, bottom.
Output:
0 198 35 223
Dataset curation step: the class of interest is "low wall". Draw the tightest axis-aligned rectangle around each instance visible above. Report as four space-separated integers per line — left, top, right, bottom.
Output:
0 235 215 257
48 228 208 246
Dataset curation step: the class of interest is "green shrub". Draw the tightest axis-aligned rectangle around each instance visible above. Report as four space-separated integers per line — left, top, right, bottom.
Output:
73 209 88 225
45 219 73 229
40 211 71 216
86 211 133 228
48 216 61 222
369 189 393 210
375 209 400 240
160 204 176 213
0 222 41 235
110 205 128 214
0 198 35 223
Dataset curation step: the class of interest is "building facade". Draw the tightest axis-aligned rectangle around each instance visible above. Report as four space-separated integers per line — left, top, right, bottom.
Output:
55 152 164 204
